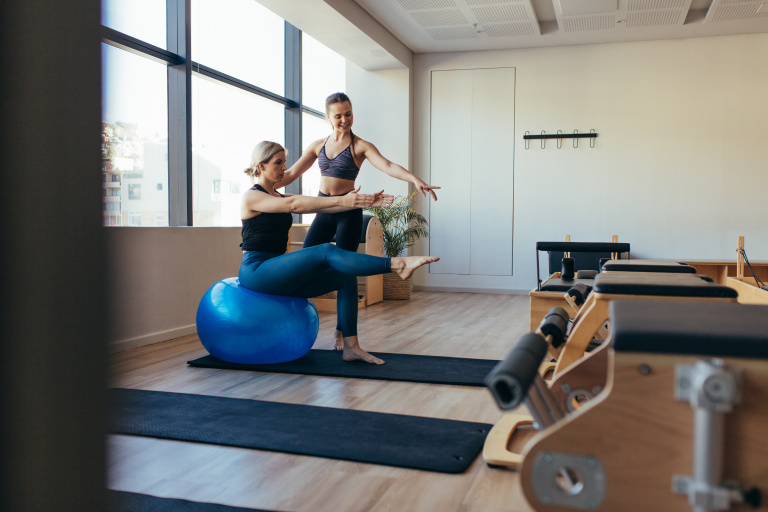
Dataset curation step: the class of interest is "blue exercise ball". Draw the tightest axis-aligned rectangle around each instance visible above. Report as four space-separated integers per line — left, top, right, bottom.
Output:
196 277 319 364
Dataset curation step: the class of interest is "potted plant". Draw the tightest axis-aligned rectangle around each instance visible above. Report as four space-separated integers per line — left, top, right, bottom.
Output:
365 191 429 300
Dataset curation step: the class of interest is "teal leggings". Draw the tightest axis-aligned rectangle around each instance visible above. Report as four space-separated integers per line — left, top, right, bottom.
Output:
239 243 391 337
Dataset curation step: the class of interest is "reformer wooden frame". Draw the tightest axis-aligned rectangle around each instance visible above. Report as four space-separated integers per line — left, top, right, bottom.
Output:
486 290 737 469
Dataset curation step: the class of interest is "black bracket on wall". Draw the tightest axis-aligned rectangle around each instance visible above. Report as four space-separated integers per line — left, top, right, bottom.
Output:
524 129 597 149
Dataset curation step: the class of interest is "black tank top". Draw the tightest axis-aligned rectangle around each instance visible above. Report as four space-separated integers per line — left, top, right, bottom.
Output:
240 184 293 253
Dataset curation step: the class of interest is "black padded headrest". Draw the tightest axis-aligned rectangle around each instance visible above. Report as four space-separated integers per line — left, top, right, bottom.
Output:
331 214 375 244
611 300 768 358
602 259 696 273
540 277 596 292
537 242 631 253
593 272 737 298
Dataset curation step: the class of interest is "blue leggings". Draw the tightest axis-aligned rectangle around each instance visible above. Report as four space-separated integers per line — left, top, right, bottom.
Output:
239 243 391 337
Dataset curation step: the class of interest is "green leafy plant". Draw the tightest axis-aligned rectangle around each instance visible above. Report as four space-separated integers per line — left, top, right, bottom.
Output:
366 191 429 258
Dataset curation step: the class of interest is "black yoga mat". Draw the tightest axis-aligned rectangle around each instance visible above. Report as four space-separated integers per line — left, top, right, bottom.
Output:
188 350 500 387
110 490 274 511
111 388 490 474
110 490 277 511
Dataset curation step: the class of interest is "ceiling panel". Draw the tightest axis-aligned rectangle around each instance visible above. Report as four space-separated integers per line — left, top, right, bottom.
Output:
353 0 768 53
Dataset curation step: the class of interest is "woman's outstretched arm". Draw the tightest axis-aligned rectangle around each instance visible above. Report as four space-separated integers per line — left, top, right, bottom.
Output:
273 138 323 189
242 187 392 217
358 139 440 201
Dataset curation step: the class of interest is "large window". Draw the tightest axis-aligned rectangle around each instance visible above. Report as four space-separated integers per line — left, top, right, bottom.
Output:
102 0 166 49
192 78 285 226
102 43 168 227
192 0 284 96
302 34 346 113
101 1 347 227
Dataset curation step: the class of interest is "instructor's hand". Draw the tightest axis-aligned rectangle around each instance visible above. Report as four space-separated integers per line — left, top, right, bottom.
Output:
414 179 440 201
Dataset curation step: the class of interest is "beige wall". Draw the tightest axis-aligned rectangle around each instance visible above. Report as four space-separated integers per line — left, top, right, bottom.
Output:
413 33 768 293
107 227 242 351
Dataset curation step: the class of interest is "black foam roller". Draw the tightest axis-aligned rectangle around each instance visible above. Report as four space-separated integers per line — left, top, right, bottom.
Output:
485 333 548 410
545 307 569 323
567 283 591 306
540 314 568 348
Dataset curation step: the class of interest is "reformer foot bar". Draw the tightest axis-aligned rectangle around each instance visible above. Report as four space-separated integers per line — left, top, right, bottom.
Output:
488 300 768 512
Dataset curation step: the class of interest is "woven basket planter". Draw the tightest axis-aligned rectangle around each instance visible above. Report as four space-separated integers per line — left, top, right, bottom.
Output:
383 273 411 300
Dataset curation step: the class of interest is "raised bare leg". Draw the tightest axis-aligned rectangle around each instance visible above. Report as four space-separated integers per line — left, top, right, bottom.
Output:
342 336 385 365
391 255 440 280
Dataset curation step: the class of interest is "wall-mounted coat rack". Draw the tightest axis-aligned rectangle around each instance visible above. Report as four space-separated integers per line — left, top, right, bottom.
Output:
524 129 597 149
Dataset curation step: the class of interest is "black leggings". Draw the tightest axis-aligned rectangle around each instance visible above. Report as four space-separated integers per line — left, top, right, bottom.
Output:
303 192 364 332
302 192 363 253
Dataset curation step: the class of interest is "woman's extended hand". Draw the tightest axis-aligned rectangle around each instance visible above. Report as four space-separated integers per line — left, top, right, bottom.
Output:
415 179 440 201
342 187 394 208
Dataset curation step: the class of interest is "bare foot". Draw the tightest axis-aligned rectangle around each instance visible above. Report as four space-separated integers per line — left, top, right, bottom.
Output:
341 336 384 364
391 255 440 280
333 329 343 351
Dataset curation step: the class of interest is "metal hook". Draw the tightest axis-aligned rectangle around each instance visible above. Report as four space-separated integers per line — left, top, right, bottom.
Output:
525 131 530 150
590 129 596 148
557 130 563 149
541 131 546 149
573 129 579 148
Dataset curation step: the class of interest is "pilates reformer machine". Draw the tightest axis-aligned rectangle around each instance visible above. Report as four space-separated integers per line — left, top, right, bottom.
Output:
529 237 630 331
486 299 767 512
485 265 739 468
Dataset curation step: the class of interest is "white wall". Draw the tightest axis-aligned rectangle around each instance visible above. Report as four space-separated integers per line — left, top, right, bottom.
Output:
413 33 768 293
346 63 411 199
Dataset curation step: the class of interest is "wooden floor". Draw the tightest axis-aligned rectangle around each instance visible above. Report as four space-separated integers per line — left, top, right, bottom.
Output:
109 291 535 512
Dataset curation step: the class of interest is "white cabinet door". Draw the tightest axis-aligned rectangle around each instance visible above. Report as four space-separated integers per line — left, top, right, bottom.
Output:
429 67 515 276
470 68 515 276
429 69 473 275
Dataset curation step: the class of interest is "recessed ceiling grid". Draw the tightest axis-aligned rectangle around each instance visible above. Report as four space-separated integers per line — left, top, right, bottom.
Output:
627 9 682 25
465 0 516 5
562 14 617 31
411 9 469 26
472 4 531 22
555 0 694 32
425 25 480 38
398 0 457 9
396 0 540 41
484 21 538 35
705 0 768 21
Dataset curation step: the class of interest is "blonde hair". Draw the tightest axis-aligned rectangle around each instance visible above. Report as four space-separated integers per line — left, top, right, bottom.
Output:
244 141 285 179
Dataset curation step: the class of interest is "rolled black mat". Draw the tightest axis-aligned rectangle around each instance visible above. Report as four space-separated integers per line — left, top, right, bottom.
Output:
110 490 277 511
187 350 500 387
110 388 490 474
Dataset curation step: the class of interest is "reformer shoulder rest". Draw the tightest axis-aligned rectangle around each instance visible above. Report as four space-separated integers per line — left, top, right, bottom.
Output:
540 277 595 292
536 241 631 253
592 272 736 298
602 259 697 273
610 300 768 358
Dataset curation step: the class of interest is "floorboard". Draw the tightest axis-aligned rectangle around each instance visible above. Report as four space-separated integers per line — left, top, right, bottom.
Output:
109 291 534 512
